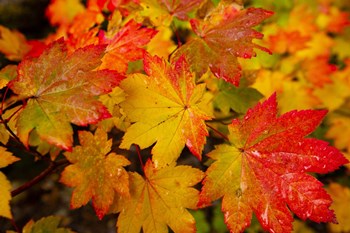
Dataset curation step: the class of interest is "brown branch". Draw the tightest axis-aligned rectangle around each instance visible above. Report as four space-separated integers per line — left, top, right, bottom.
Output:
11 159 69 197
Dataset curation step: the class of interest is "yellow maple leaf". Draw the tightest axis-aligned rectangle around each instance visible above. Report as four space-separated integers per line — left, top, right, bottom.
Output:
46 0 85 26
0 147 19 219
147 25 177 58
112 160 204 233
327 183 350 233
313 78 350 111
99 86 131 132
0 25 30 61
326 113 350 151
120 53 212 167
295 32 334 59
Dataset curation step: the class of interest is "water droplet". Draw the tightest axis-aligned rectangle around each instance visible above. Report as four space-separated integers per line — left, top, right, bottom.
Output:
116 168 122 176
260 205 269 226
153 160 159 169
235 188 242 198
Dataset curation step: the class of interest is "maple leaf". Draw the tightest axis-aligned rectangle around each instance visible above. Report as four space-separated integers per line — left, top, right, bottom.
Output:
172 5 272 86
0 124 10 145
89 0 137 13
60 127 130 219
99 20 157 74
0 147 19 219
268 29 310 54
46 0 85 27
302 55 336 88
0 25 31 61
98 86 131 132
198 93 348 233
138 0 201 26
160 0 203 20
112 160 204 233
0 65 17 89
327 183 350 233
326 113 350 152
147 25 177 58
213 79 263 114
9 39 124 151
7 216 75 233
120 53 212 167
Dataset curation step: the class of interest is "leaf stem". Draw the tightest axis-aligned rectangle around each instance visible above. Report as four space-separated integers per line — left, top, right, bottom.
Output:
207 115 237 124
11 159 69 197
171 22 182 48
0 114 21 144
206 123 229 141
1 85 10 114
10 217 20 233
134 144 144 171
5 104 24 123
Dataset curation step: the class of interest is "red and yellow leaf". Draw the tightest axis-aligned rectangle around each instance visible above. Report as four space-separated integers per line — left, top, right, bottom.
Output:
120 53 212 167
173 5 272 86
199 93 348 233
60 128 130 219
9 39 124 151
113 160 204 233
159 0 203 20
99 20 157 74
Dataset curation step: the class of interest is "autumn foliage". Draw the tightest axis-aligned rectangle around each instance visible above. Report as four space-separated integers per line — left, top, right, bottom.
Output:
0 0 349 233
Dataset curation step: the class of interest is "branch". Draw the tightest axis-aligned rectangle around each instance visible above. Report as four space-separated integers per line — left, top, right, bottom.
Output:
206 123 229 141
11 159 69 197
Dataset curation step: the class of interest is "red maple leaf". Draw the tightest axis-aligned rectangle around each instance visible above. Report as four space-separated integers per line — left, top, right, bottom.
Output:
173 6 272 86
98 20 157 74
199 93 348 233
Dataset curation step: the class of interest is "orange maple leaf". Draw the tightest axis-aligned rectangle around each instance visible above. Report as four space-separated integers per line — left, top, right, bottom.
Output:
99 20 157 74
302 55 337 87
199 93 348 233
268 30 311 54
60 128 130 219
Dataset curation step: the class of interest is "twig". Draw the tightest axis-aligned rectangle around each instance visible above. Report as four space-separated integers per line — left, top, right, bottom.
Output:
10 218 20 233
206 123 229 141
134 144 144 171
11 159 69 197
1 85 10 113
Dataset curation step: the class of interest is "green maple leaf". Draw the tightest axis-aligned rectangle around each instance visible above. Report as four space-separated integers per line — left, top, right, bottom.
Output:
9 216 75 233
9 39 124 150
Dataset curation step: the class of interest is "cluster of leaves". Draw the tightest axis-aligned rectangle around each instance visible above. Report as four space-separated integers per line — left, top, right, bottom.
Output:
0 0 349 232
